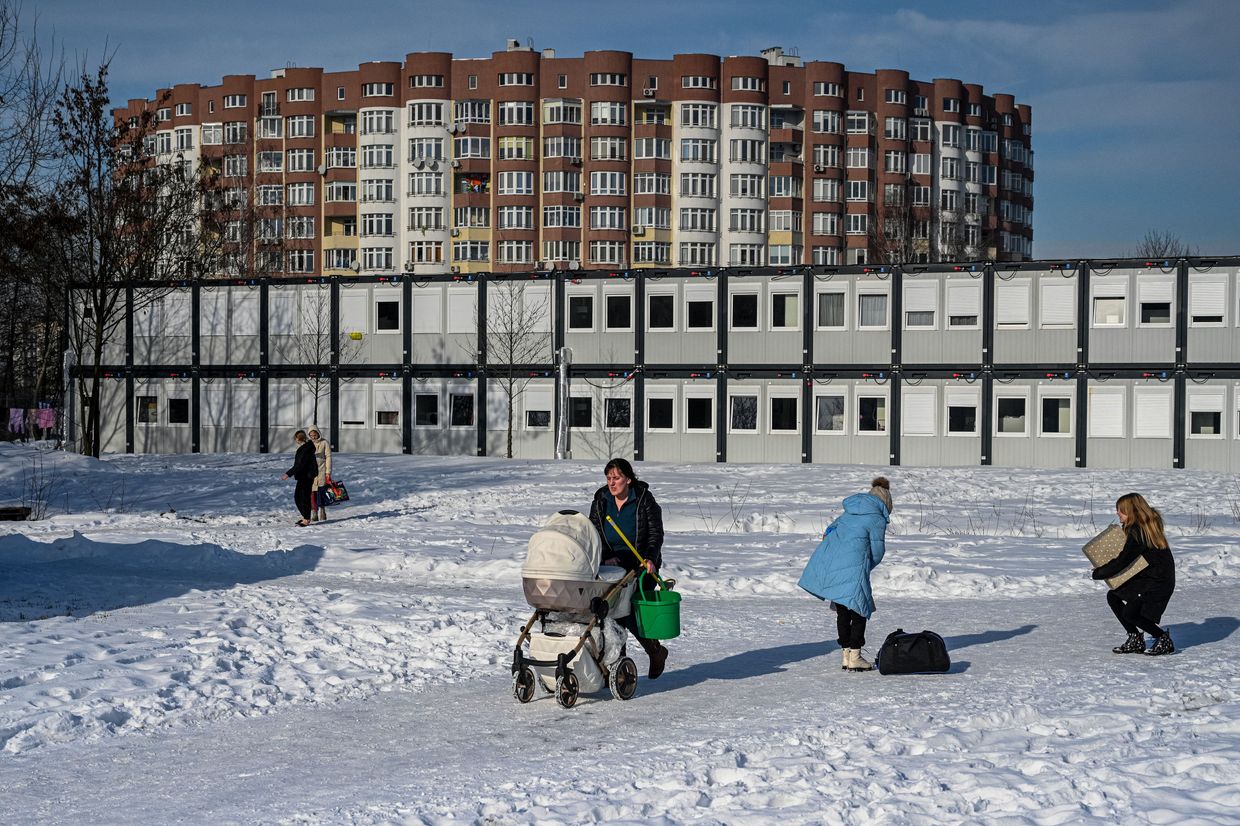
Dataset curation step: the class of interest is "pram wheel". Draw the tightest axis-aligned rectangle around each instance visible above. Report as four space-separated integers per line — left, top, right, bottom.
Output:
555 672 580 709
512 666 536 704
609 656 638 701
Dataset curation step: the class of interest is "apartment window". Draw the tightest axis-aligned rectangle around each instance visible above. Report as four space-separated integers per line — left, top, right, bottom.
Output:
771 292 799 329
408 102 444 126
201 124 222 145
770 396 798 432
731 76 765 92
679 242 716 267
363 82 394 97
223 155 247 177
1092 287 1126 326
679 173 716 198
885 89 907 105
857 395 886 432
543 240 580 263
911 119 931 141
337 86 345 100
286 216 315 239
947 390 979 434
590 101 627 126
605 294 632 329
1189 277 1226 325
815 395 845 432
498 101 535 126
136 396 158 424
858 292 888 328
682 75 718 90
729 245 763 266
326 181 358 202
813 81 843 97
729 208 763 233
498 171 534 195
362 247 394 271
258 151 283 174
817 291 845 328
633 207 670 229
174 128 193 151
497 241 534 264
456 100 491 124
363 144 395 168
943 97 960 113
679 103 719 129
543 205 580 228
174 102 192 117
729 139 765 164
1040 396 1072 436
591 241 626 266
729 395 758 431
326 147 356 168
591 136 627 161
730 174 765 199
407 206 442 230
540 100 581 126
1188 392 1224 437
730 104 765 130
361 213 393 236
730 292 758 329
542 171 581 194
286 149 313 172
453 241 489 262
846 180 869 202
685 397 713 431
568 294 594 331
1138 280 1173 326
996 396 1028 435
224 94 246 109
846 213 868 235
590 171 625 196
223 121 247 144
846 111 870 134
680 139 717 164
287 250 314 273
812 110 841 133
497 205 534 229
590 206 626 230
543 135 580 158
634 173 671 195
942 157 960 181
812 178 840 203
942 124 961 148
634 137 670 160
589 72 627 86
498 72 534 86
769 176 801 198
407 241 442 264
287 115 314 138
812 246 840 266
455 137 490 159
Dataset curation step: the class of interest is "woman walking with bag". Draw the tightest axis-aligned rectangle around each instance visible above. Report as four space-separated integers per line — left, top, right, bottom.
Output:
308 426 332 522
798 477 892 672
281 430 317 527
1094 492 1176 655
588 458 669 680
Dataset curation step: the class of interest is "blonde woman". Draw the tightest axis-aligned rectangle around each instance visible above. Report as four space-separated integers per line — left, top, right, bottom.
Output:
1093 493 1176 656
308 426 332 522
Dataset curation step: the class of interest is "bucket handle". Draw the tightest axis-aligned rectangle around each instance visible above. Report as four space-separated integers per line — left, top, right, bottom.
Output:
605 516 675 591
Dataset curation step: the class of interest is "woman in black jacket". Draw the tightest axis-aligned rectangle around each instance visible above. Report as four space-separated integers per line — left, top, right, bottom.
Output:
1093 492 1176 656
282 430 318 526
588 458 668 679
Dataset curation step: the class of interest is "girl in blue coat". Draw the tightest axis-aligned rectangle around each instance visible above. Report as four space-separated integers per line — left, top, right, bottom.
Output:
798 477 892 672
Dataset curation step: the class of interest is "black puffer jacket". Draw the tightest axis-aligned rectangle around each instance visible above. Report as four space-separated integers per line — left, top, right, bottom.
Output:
588 480 664 571
286 441 317 482
1092 528 1175 597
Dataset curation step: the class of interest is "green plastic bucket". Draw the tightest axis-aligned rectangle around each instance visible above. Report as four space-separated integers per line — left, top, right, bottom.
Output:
632 587 681 640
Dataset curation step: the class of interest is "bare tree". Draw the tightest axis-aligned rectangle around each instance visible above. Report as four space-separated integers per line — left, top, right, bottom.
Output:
869 179 993 265
1131 229 1195 259
271 286 360 425
483 278 550 458
50 62 212 456
0 1 64 436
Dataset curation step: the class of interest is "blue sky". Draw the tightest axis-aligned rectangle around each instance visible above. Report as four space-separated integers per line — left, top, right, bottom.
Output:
30 0 1240 258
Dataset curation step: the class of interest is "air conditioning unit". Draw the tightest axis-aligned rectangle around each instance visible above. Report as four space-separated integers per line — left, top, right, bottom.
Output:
569 156 582 166
414 159 425 169
813 164 824 173
404 261 415 272
429 161 439 171
450 265 461 273
914 107 928 116
631 225 646 236
450 227 460 237
568 260 581 270
573 192 584 201
642 88 655 98
450 159 461 168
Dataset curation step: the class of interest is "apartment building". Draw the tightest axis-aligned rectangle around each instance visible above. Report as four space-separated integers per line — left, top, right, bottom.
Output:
115 42 1034 279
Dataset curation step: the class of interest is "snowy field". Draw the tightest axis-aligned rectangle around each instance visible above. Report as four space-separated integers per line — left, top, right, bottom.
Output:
1 442 1237 825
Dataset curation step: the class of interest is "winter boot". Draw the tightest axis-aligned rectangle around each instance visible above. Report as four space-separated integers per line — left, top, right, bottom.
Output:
318 507 328 522
845 649 874 672
1112 632 1145 654
639 638 668 679
310 509 319 522
841 648 850 670
1144 633 1175 656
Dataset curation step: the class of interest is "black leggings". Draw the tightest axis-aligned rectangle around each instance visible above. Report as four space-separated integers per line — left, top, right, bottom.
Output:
294 478 313 520
1107 590 1167 637
836 604 867 649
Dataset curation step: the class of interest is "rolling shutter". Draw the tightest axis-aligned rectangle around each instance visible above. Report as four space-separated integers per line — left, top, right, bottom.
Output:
1189 279 1226 320
447 288 474 334
946 282 980 318
411 286 443 334
340 293 368 336
1040 282 1075 326
1138 279 1173 304
1088 389 1124 438
1133 389 1171 439
901 389 936 436
995 280 1030 326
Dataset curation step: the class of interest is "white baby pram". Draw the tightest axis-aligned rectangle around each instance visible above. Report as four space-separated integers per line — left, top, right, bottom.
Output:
512 510 640 708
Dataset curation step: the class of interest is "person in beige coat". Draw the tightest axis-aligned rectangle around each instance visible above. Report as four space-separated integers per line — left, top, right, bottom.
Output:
308 426 332 522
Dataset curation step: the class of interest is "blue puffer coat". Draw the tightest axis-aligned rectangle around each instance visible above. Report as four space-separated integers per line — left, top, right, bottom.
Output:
797 492 889 618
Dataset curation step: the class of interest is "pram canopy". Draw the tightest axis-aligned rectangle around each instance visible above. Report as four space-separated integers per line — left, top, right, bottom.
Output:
522 510 600 582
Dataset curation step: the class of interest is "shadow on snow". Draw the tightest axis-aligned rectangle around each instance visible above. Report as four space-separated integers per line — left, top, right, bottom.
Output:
0 531 323 621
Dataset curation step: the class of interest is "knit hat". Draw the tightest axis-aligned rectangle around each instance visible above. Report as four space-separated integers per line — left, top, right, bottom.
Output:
869 476 892 513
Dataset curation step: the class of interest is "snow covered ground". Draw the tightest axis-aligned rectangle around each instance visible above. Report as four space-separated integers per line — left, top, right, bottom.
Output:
1 442 1237 824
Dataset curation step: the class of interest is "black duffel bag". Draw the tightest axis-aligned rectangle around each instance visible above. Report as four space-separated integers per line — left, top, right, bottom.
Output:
876 628 951 675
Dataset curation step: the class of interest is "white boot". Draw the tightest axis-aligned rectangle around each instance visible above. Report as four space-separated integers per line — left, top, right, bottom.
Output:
318 507 327 522
841 648 851 670
846 648 874 672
